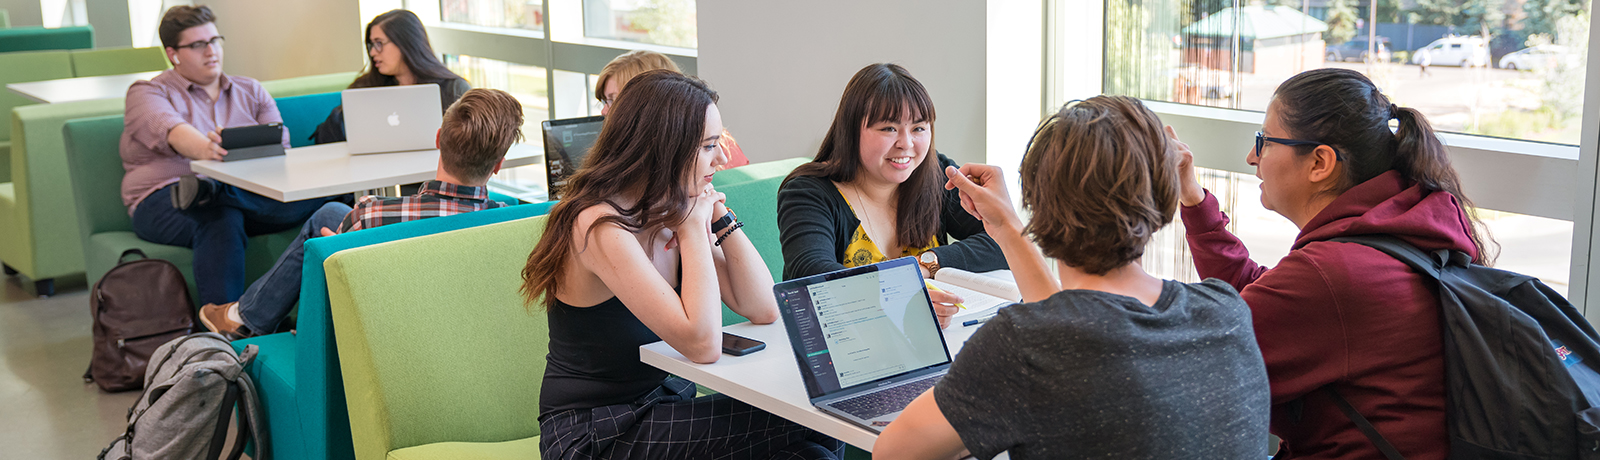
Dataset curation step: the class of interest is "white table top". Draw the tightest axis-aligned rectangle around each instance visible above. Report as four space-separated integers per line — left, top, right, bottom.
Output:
5 71 162 104
190 141 543 202
640 318 986 452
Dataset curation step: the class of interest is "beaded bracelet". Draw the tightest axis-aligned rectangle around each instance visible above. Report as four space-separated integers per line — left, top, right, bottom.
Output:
714 220 745 247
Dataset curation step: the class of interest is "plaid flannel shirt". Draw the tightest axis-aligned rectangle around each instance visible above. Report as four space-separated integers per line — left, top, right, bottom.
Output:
337 180 506 233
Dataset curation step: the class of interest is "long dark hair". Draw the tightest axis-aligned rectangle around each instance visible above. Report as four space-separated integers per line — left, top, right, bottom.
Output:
521 71 718 309
350 10 462 89
784 63 941 249
1273 68 1495 264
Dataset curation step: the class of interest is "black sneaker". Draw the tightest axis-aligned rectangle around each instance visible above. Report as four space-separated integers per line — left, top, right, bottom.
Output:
171 174 219 210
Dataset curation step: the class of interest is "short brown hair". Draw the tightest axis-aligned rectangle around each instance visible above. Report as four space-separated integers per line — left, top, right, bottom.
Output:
440 88 524 180
159 5 216 49
1020 96 1177 275
594 50 681 102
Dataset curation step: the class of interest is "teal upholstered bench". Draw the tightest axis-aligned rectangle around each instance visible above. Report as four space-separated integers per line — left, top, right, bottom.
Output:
233 202 555 460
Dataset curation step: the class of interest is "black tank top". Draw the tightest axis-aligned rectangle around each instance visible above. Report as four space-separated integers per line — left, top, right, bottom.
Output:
539 295 669 416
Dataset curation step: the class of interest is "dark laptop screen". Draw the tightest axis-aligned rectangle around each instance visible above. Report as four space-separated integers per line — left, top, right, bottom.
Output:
541 116 604 200
775 257 952 399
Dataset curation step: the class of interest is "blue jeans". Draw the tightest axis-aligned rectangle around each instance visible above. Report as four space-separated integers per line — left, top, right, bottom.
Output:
237 201 351 334
132 183 338 306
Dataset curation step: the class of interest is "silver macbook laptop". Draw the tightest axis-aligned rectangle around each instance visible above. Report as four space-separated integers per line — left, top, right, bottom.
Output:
774 256 953 433
342 84 443 154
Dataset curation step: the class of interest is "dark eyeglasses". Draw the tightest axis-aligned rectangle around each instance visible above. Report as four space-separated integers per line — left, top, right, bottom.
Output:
174 36 225 52
366 38 390 52
1254 131 1342 160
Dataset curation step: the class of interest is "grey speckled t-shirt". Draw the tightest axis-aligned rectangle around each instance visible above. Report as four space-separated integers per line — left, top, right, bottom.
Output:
934 278 1270 459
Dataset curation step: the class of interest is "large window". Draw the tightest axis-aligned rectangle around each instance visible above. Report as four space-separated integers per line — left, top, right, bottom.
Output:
1103 0 1592 145
415 0 695 200
1069 0 1599 306
441 0 544 32
581 0 697 48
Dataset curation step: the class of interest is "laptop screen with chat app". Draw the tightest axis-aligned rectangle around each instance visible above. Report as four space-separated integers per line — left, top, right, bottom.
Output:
542 115 604 200
776 257 952 399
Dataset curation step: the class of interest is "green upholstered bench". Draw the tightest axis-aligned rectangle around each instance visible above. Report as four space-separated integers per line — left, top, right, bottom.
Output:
711 156 808 188
0 50 76 183
62 115 298 301
68 46 167 77
6 73 355 294
232 202 555 460
0 25 93 53
327 215 552 460
262 72 358 99
275 92 341 148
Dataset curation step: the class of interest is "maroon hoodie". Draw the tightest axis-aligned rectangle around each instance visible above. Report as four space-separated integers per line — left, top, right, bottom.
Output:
1182 170 1478 460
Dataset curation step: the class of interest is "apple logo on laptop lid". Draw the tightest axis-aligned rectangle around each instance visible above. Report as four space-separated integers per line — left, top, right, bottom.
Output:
387 112 401 127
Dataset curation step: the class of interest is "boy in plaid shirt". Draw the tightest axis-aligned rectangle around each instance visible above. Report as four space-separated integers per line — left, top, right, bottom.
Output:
200 88 525 338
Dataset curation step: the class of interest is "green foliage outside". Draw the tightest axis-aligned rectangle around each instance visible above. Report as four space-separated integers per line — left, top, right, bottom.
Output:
630 0 697 49
1324 0 1360 45
1104 0 1184 101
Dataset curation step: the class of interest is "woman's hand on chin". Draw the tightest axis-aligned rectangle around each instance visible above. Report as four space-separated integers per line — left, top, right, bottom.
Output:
678 184 726 242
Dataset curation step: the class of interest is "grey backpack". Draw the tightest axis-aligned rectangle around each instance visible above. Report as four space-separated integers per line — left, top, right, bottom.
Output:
99 333 267 460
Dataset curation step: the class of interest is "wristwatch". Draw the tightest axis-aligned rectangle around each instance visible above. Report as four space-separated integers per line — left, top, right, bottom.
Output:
918 250 941 277
711 207 738 235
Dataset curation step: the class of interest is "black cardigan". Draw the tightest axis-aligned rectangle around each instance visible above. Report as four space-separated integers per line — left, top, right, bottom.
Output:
776 154 1008 281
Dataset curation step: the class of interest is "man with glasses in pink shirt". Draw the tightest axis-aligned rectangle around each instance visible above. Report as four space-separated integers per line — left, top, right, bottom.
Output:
121 5 349 311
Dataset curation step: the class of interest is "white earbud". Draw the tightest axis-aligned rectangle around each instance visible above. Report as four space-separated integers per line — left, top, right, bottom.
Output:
172 56 180 65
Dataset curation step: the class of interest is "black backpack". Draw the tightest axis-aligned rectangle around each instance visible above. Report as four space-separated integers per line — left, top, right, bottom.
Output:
1327 235 1600 459
85 249 197 392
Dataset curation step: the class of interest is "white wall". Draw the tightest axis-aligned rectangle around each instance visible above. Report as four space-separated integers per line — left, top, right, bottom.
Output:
210 0 364 81
0 0 44 27
698 0 990 166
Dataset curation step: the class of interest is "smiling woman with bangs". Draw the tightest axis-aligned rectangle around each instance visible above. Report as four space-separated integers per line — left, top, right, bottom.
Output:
777 63 1007 329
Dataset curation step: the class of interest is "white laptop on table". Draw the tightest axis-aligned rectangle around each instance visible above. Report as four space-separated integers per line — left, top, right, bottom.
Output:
342 84 443 154
773 256 953 433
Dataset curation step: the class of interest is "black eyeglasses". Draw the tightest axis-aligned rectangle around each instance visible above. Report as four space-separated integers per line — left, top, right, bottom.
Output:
366 38 390 53
1254 131 1342 160
174 36 225 52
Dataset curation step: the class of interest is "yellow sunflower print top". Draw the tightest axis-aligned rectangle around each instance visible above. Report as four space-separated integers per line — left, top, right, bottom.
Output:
838 187 938 268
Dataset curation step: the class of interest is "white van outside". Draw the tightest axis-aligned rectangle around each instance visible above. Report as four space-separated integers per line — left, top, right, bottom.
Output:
1411 35 1491 67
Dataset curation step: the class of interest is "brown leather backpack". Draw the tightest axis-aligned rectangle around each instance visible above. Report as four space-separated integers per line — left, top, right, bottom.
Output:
85 249 197 392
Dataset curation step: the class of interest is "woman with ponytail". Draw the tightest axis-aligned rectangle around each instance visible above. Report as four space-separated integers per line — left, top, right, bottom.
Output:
1174 68 1492 459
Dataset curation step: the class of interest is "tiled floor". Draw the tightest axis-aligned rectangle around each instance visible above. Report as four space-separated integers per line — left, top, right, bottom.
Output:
0 277 139 459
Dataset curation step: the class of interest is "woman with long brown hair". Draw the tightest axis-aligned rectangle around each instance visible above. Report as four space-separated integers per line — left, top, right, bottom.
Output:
521 70 841 460
1175 68 1494 459
777 63 1006 328
310 9 470 144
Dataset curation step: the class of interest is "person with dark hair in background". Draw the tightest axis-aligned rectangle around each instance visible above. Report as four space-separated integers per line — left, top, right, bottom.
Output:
874 96 1270 459
778 63 1006 329
1175 67 1494 459
122 5 342 309
200 88 525 339
310 9 470 144
522 70 841 460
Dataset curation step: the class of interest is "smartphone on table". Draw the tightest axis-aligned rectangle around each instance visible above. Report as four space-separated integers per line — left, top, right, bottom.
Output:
721 332 765 356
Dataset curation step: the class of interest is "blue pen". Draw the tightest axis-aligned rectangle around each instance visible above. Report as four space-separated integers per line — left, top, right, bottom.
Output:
962 314 998 327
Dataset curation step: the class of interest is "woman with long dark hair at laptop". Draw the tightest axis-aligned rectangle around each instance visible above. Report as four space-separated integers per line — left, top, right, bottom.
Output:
520 70 842 460
874 96 1271 459
778 63 1007 329
310 9 470 144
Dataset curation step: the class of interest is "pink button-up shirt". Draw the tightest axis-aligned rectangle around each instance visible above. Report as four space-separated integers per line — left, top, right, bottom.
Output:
119 69 289 211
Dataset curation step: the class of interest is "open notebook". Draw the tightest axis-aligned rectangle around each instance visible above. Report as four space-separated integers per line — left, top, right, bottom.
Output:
928 269 1020 320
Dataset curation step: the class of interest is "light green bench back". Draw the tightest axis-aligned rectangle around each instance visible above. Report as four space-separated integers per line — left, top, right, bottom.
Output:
0 50 74 147
328 215 549 460
69 46 168 77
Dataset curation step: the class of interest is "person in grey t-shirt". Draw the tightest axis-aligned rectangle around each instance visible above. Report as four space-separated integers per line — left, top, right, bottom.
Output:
874 96 1270 460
